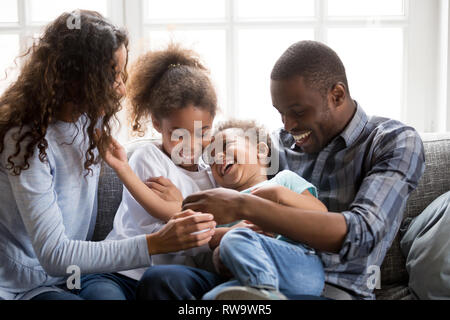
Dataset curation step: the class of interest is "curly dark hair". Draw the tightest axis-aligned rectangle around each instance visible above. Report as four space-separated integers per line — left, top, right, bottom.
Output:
271 40 350 98
0 10 128 176
127 43 217 135
213 119 272 159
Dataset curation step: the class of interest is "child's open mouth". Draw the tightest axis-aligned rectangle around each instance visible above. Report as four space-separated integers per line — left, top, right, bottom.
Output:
221 162 235 176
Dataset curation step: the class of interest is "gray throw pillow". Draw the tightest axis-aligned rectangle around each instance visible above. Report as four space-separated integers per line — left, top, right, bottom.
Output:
400 191 450 299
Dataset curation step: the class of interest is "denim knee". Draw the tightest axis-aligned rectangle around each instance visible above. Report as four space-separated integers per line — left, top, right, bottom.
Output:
220 228 257 261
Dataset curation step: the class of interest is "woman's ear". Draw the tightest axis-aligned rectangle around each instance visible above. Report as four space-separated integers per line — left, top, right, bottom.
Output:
257 142 270 165
152 117 162 133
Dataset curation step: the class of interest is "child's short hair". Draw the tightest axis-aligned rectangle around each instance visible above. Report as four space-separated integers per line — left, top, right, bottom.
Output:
213 119 272 159
128 42 217 134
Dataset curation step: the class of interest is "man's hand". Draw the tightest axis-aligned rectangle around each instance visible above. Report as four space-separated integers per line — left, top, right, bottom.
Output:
146 210 216 255
182 188 245 225
145 176 183 205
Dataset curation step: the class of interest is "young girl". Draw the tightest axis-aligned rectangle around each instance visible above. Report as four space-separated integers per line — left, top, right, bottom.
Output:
0 11 214 301
97 44 250 299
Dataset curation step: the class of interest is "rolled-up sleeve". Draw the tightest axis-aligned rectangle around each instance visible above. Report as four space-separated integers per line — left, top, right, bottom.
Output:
338 126 425 262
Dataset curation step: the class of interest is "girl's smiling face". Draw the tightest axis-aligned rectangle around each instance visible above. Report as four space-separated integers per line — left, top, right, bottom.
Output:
152 104 214 171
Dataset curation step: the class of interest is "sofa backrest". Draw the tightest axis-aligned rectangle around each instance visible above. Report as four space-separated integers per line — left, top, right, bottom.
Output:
379 133 450 286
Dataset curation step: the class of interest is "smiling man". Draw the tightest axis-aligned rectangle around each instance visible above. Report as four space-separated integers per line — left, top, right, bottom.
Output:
139 41 426 300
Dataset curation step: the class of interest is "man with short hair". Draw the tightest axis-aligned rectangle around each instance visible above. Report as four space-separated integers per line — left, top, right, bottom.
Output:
138 40 426 300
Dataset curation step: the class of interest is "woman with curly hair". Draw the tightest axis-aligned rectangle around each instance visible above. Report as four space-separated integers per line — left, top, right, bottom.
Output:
0 10 215 300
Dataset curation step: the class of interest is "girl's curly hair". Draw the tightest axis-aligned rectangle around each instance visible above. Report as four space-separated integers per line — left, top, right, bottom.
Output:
127 43 217 135
0 10 128 176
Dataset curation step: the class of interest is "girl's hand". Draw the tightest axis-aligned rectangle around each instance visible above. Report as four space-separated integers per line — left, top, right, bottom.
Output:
144 177 183 205
95 129 128 172
146 210 217 255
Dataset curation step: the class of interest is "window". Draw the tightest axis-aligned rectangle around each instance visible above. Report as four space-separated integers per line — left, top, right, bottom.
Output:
0 0 446 139
0 0 115 94
126 0 440 136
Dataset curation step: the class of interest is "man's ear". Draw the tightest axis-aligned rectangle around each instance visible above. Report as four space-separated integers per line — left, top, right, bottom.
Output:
330 82 347 108
152 117 162 133
257 142 270 164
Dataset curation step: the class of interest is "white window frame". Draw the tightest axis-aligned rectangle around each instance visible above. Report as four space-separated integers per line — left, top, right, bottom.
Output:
120 0 447 133
0 0 123 56
1 0 448 133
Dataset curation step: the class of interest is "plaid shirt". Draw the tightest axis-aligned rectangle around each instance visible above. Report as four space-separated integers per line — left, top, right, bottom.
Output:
273 103 425 299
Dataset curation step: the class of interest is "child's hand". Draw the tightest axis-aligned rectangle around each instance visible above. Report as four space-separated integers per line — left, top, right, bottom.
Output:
144 176 183 205
208 227 229 250
95 129 128 172
212 246 233 278
250 185 284 203
233 220 275 238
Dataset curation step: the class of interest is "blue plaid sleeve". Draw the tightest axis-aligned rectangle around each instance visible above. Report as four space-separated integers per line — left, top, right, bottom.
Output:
338 125 425 262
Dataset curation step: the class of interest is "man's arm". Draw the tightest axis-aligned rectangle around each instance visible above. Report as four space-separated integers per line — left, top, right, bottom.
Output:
183 126 425 258
251 185 328 212
240 194 347 253
183 189 347 253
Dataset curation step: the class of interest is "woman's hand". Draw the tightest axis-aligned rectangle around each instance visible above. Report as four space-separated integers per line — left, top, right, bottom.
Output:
144 177 183 205
95 129 128 172
146 210 217 255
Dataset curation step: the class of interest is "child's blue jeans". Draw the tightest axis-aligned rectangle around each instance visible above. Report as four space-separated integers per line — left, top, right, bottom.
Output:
203 228 325 300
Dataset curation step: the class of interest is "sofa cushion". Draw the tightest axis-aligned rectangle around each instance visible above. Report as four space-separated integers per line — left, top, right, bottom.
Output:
378 133 450 289
92 164 123 241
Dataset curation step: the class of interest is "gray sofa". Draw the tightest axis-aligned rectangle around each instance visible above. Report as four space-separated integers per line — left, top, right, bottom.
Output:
92 133 450 300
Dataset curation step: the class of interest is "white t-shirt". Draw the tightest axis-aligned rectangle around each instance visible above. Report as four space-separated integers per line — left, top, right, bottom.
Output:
106 142 217 280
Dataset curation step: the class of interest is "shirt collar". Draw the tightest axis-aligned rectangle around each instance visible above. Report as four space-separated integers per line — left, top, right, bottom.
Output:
339 101 367 148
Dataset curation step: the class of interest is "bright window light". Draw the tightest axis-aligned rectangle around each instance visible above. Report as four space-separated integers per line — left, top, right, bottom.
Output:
0 0 18 23
0 34 20 94
327 28 404 120
327 0 405 17
145 0 226 22
237 29 315 131
29 0 108 23
236 0 315 20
